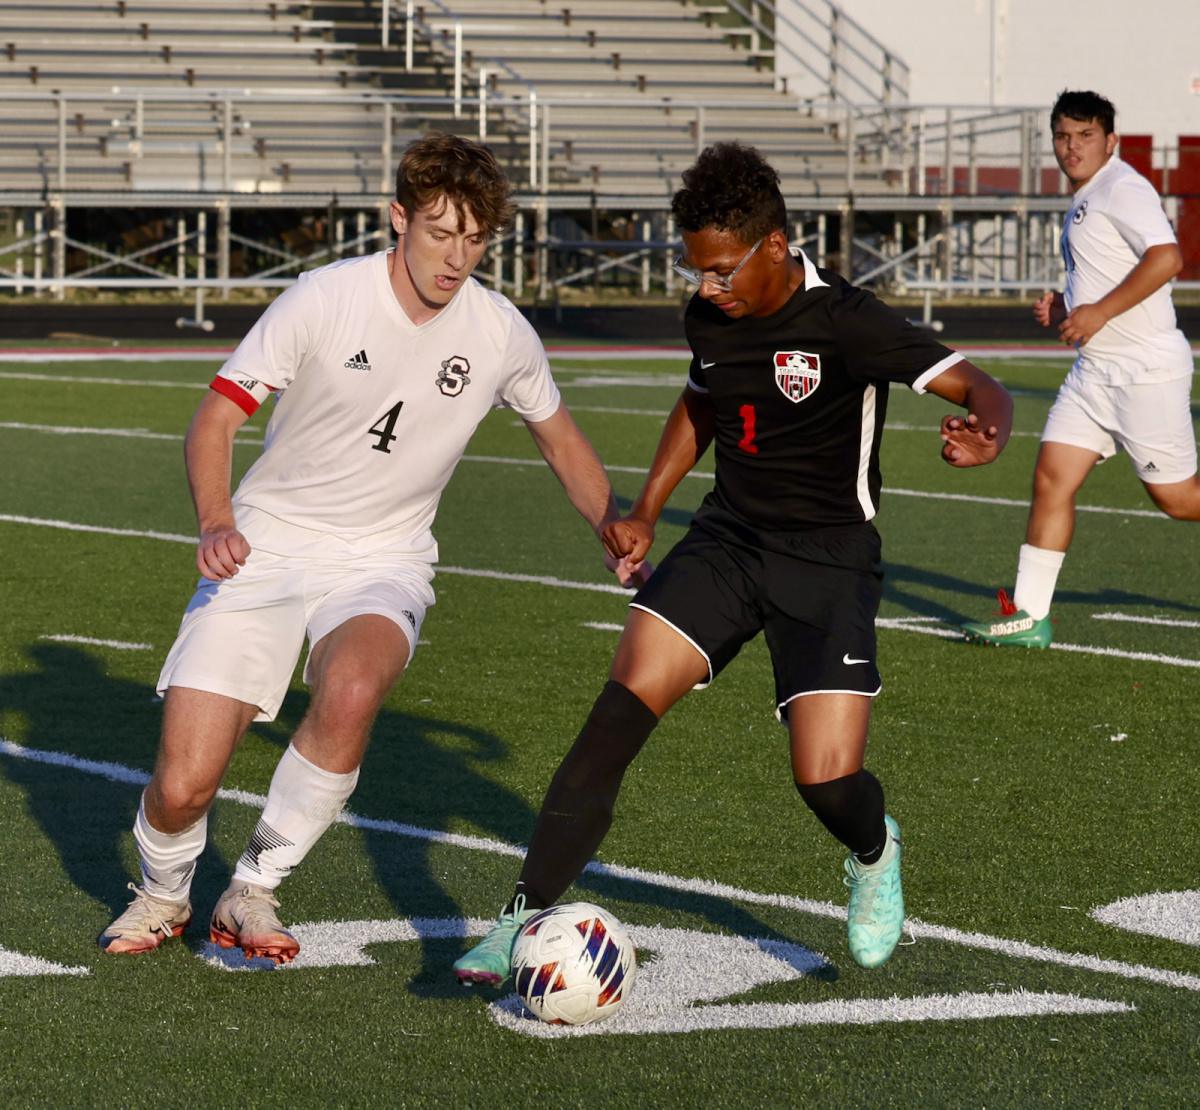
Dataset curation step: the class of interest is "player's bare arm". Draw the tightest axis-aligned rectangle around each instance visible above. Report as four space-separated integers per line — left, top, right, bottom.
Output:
184 390 253 580
1033 290 1067 329
524 403 648 586
1058 243 1183 347
604 385 716 564
925 360 1013 468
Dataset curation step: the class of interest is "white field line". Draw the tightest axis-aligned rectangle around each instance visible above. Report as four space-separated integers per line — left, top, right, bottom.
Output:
0 371 207 388
1 736 1198 994
1092 612 1200 630
0 351 231 363
0 946 88 978
2 513 1198 667
0 421 264 446
3 419 1041 450
592 615 1200 668
40 634 151 651
0 415 1163 519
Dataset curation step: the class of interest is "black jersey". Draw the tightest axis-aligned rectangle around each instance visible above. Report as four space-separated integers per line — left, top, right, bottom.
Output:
686 251 961 531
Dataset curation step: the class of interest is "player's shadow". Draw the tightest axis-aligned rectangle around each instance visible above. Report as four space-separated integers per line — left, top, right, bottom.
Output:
0 642 835 987
0 642 242 931
567 868 840 983
883 562 1200 622
256 690 542 998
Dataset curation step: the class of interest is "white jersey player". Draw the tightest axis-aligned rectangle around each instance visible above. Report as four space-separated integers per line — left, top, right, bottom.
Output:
99 133 643 961
962 90 1198 649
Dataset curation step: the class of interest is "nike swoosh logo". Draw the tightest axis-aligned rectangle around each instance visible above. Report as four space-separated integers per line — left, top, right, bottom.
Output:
700 359 716 369
842 653 870 665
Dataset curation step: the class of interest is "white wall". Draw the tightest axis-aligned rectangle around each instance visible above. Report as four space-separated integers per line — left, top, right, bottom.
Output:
775 0 1200 147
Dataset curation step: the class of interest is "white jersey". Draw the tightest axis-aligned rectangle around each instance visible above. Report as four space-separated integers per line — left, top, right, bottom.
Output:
1060 156 1192 384
211 251 560 559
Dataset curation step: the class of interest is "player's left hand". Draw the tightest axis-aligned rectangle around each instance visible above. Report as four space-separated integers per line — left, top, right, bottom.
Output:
1058 302 1109 347
939 412 1002 467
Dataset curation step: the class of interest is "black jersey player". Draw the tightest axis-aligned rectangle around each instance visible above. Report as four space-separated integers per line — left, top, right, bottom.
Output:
455 143 1013 979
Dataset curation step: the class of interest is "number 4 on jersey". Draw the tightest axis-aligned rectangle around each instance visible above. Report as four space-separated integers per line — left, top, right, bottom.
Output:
368 400 405 454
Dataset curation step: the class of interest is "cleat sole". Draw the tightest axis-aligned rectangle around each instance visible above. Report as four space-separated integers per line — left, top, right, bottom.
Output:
210 925 299 965
454 969 502 986
99 915 191 955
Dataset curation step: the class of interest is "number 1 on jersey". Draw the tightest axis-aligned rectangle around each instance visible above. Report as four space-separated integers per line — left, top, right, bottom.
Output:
368 400 405 454
738 403 759 455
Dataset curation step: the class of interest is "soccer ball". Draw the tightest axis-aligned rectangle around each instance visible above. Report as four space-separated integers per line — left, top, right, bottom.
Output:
510 902 637 1025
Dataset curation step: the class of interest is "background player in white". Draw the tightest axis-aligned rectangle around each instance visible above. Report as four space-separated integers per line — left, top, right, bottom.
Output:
962 90 1198 648
100 132 642 961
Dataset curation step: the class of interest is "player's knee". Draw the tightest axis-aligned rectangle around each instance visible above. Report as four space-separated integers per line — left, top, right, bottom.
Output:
148 774 216 828
316 671 389 726
1031 463 1074 503
1145 481 1200 520
561 681 659 783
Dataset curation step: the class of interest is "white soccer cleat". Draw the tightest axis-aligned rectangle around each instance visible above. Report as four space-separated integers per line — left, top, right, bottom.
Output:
98 882 192 955
209 881 300 965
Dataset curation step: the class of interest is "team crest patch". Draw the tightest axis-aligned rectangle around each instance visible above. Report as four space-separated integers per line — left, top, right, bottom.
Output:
773 350 821 403
437 355 471 397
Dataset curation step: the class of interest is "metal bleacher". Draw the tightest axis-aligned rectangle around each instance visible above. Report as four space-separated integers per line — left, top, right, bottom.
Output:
0 0 898 199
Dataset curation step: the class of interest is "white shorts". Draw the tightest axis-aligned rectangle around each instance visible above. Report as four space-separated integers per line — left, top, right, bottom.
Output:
1042 369 1197 484
157 550 435 721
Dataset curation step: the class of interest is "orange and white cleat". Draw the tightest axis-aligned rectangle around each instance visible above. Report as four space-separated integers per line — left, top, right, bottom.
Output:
209 881 300 965
99 882 192 954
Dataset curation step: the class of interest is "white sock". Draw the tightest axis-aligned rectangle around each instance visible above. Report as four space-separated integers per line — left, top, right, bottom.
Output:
1012 543 1066 620
232 744 360 891
134 794 207 903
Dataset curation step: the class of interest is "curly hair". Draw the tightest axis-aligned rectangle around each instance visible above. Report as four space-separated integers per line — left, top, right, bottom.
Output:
1051 90 1116 134
671 143 787 243
395 132 515 235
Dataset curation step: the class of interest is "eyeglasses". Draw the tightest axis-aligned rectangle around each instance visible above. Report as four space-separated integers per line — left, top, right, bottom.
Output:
672 237 763 292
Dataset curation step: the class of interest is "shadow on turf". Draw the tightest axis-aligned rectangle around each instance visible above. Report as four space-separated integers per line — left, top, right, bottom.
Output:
1 643 830 989
0 642 250 940
884 563 1200 622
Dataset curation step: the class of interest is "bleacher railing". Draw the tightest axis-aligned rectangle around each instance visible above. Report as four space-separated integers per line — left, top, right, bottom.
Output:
0 91 1073 199
722 0 909 106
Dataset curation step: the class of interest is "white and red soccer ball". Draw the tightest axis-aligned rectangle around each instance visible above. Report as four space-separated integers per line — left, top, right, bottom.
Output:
510 902 637 1025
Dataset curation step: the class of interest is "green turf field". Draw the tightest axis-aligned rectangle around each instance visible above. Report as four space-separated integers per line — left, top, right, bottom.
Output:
1 345 1198 1107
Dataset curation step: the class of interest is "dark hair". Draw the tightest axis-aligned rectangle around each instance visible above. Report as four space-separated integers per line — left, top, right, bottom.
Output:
395 132 515 234
671 142 787 244
1051 90 1116 134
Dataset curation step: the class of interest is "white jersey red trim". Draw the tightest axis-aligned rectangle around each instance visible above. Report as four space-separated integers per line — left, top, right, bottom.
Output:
210 250 560 557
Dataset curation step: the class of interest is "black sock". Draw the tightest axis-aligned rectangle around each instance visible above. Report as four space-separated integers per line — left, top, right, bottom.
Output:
511 681 658 910
796 770 887 863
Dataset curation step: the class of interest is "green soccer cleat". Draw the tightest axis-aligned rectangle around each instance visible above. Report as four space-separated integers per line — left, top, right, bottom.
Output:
961 589 1052 648
844 815 904 969
454 894 537 986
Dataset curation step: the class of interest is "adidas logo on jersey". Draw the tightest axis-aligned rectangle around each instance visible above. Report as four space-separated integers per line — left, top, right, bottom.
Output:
344 349 372 371
1142 460 1158 473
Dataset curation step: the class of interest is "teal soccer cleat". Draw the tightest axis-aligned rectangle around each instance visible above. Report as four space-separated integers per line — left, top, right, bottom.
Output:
844 815 904 969
961 589 1052 648
454 894 537 986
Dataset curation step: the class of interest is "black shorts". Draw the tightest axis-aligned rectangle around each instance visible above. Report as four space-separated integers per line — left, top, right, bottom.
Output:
630 513 883 721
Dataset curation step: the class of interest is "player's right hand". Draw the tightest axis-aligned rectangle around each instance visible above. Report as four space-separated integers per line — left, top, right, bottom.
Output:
1033 291 1065 329
196 528 251 580
602 516 655 566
